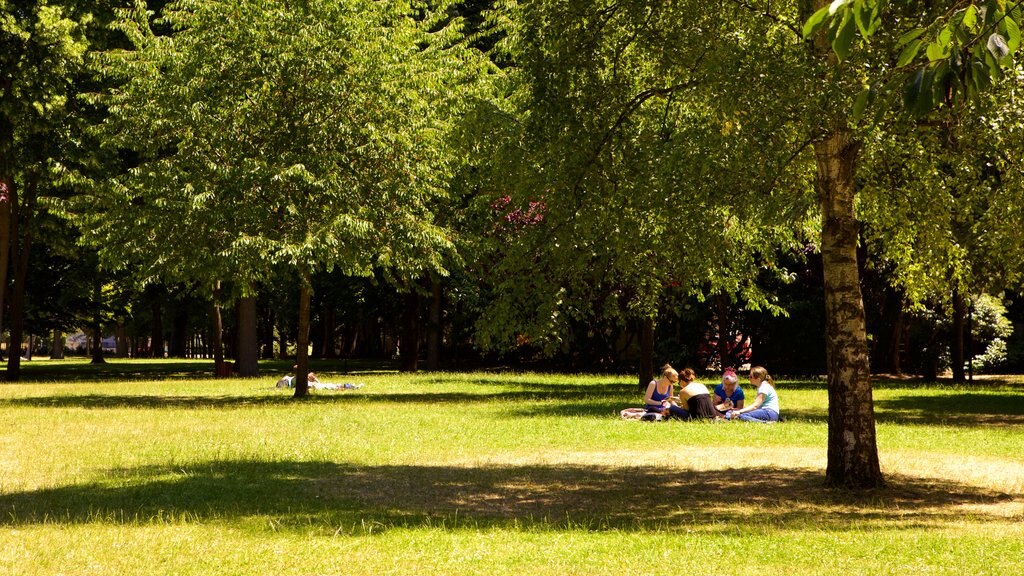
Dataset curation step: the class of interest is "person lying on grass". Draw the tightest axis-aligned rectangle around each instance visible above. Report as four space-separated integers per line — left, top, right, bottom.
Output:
275 366 321 389
725 366 780 423
643 364 690 419
713 367 745 412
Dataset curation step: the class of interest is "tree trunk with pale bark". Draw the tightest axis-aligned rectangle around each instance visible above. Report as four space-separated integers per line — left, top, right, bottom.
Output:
816 130 884 488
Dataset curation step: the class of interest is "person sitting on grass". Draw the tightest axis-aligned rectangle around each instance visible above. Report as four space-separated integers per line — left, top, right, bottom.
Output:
713 367 745 412
677 367 718 420
644 365 690 419
726 366 780 423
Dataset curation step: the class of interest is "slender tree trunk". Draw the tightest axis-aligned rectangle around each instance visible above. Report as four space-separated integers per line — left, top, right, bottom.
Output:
816 130 884 488
51 329 65 359
951 289 966 383
638 317 655 391
236 295 259 377
6 172 36 379
293 270 312 398
211 281 225 377
426 277 442 371
0 106 13 344
0 177 10 344
399 289 420 372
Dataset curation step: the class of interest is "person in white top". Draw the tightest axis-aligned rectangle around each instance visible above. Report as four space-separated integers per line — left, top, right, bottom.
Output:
726 366 780 423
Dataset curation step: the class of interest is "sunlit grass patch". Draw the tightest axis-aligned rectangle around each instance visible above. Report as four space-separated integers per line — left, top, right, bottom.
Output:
1 366 1023 574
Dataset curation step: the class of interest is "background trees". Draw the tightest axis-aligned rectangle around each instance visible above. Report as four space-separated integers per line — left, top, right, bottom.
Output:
77 0 488 394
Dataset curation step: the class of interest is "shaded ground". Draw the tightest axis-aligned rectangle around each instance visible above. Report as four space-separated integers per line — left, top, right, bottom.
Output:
7 358 398 383
1 460 1018 533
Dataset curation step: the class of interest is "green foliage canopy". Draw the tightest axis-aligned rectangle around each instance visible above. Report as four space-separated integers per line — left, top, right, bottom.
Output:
78 0 490 293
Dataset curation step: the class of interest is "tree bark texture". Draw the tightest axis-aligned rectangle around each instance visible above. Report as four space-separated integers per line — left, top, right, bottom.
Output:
236 295 259 377
816 131 884 488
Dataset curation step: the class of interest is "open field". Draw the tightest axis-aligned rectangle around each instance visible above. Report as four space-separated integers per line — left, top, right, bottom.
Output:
1 359 1023 575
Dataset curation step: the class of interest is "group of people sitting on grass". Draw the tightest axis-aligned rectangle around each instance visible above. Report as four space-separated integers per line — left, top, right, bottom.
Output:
642 364 780 423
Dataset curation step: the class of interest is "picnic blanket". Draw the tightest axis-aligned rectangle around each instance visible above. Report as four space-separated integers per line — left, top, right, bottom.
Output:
620 407 662 421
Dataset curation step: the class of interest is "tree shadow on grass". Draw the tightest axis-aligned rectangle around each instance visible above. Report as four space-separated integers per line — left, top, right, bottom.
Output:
0 381 637 411
1 460 1017 534
11 358 400 383
13 360 216 383
874 393 1024 426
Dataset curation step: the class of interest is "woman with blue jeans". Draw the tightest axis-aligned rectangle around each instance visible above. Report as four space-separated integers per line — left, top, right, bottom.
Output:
726 366 780 423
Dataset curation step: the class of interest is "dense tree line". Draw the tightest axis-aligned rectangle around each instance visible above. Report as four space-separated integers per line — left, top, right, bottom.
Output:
4 0 1024 487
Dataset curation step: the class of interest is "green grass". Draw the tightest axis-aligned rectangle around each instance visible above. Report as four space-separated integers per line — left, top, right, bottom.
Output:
2 359 1023 574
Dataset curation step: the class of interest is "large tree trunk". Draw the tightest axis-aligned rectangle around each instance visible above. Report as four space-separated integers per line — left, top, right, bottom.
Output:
236 295 259 377
951 289 966 383
426 277 442 371
638 317 654 391
816 130 884 489
399 289 420 372
293 271 312 398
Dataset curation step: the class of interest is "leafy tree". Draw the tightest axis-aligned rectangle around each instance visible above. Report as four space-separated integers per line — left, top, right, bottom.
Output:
79 0 488 395
799 0 1024 485
463 0 815 387
1 0 128 379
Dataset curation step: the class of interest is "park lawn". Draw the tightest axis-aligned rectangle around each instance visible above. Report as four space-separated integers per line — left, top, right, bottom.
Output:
1 360 1022 575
